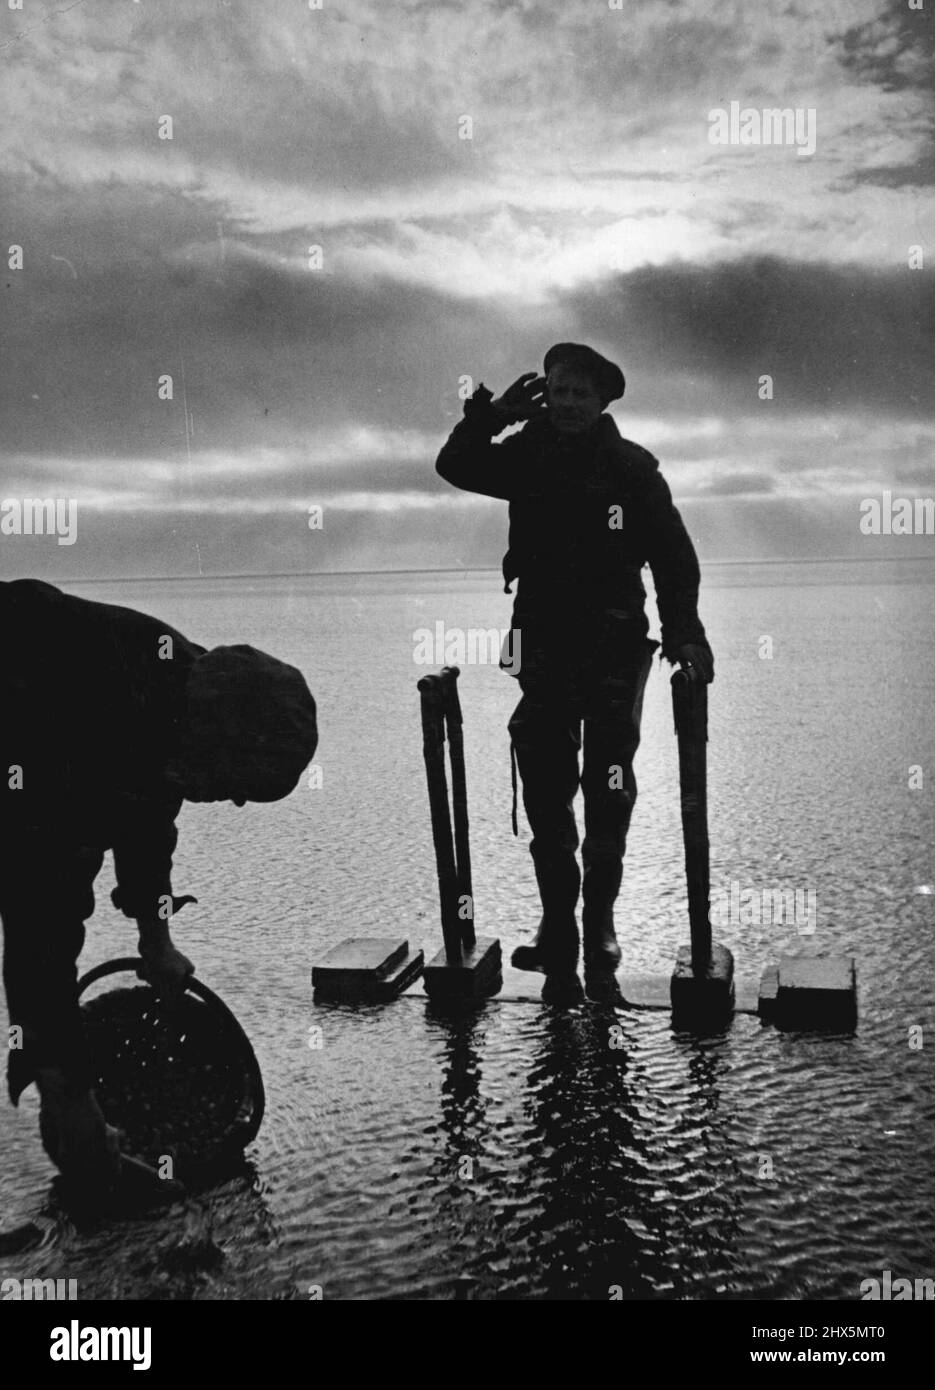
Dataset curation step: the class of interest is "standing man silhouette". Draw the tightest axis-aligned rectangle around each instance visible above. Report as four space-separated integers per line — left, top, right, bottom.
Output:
437 344 713 1000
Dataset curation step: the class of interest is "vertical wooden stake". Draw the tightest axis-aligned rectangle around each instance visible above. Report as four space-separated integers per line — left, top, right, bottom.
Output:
672 667 712 975
420 667 502 999
440 665 475 951
418 674 462 962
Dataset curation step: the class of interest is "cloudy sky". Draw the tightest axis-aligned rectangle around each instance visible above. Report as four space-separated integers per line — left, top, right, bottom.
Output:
2 0 932 579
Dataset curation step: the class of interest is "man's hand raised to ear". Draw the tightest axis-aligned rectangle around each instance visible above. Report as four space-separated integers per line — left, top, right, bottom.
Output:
489 372 549 424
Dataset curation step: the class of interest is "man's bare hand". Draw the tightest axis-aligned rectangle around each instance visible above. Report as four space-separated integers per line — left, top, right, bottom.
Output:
136 913 195 997
490 372 549 424
676 643 715 685
138 938 195 996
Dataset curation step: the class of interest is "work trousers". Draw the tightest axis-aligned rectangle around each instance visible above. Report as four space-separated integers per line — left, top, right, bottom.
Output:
507 639 657 924
1 837 104 1104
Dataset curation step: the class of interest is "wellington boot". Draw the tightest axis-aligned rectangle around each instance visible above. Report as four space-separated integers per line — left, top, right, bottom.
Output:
511 913 580 975
512 847 581 975
582 904 622 973
581 860 624 973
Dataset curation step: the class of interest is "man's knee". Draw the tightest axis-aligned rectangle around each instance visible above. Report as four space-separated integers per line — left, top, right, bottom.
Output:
581 829 627 870
523 787 580 852
581 743 638 863
582 752 636 810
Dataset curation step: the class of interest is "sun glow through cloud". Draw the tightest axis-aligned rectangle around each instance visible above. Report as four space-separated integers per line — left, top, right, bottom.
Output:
1 0 932 577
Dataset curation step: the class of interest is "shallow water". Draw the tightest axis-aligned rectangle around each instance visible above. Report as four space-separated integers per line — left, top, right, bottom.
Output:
2 561 934 1299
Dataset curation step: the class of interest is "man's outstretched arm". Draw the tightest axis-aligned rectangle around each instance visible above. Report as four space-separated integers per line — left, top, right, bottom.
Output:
110 802 196 992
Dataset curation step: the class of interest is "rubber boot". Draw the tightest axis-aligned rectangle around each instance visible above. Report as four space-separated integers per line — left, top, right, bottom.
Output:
581 868 623 1003
511 849 581 977
581 859 624 974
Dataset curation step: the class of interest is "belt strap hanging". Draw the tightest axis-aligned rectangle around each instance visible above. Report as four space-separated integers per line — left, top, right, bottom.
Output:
510 738 519 837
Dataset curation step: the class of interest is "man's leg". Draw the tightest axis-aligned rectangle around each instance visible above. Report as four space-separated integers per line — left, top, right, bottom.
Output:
2 841 120 1185
507 695 582 974
580 642 656 973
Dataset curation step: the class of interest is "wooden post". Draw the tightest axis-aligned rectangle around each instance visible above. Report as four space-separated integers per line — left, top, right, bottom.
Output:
420 667 501 999
669 665 734 1025
439 666 475 951
418 673 463 962
671 667 711 973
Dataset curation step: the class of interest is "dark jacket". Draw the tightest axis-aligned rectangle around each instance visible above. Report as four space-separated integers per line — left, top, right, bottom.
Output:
436 391 709 671
1 578 203 919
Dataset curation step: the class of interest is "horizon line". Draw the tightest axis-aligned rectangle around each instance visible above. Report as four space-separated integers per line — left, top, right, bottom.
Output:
19 553 934 587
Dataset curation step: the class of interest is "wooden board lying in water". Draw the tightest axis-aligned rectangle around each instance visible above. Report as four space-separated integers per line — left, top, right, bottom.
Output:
402 964 762 1013
313 937 425 1000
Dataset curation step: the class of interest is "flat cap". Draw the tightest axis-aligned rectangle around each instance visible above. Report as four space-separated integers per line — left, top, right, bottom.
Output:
543 342 625 405
186 644 318 801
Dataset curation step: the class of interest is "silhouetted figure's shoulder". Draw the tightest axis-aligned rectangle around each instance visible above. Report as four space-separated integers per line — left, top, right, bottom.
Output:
615 436 660 473
596 418 658 472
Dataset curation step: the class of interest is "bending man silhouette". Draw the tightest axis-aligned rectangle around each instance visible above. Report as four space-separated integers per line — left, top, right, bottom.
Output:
1 579 317 1188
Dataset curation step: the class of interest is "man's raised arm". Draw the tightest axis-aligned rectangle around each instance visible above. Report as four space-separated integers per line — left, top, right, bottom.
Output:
436 373 546 500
